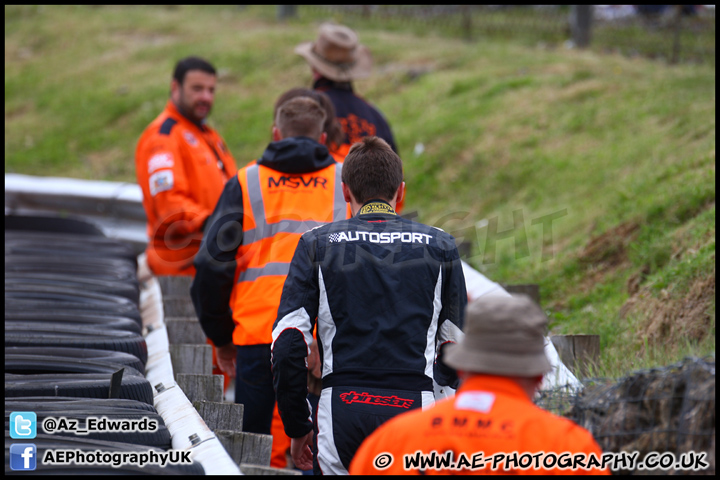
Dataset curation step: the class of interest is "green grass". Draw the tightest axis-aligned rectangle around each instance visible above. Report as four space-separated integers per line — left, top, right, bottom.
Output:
5 5 715 378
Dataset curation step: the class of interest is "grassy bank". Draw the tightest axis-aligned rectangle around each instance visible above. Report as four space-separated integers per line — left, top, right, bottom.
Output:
5 5 715 378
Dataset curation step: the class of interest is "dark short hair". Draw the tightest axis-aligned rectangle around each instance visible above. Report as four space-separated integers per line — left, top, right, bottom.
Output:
274 88 344 148
173 56 217 84
342 136 403 204
275 96 327 140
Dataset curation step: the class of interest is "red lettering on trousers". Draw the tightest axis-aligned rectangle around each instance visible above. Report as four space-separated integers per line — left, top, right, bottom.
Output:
339 391 414 409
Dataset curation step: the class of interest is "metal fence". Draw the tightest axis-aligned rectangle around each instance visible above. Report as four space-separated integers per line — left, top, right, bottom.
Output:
536 356 716 475
300 5 716 65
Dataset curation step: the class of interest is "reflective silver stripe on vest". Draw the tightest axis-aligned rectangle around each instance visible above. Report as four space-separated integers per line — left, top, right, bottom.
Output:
238 262 291 283
332 163 345 222
239 162 345 282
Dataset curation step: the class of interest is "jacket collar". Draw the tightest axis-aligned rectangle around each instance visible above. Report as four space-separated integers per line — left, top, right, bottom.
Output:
313 76 354 92
258 136 336 174
356 199 397 218
166 100 206 131
457 374 534 404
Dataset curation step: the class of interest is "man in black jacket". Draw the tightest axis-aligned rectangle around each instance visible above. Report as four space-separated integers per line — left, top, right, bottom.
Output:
295 23 397 154
271 136 467 474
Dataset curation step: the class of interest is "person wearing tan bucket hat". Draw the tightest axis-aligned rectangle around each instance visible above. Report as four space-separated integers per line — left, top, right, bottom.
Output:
350 295 610 475
296 23 396 150
296 23 403 211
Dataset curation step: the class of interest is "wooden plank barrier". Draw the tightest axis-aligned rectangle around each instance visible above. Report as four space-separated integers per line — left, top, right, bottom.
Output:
158 275 197 317
176 373 224 403
239 464 302 475
157 275 194 296
498 284 602 379
215 430 273 467
166 316 206 344
550 334 601 379
169 344 212 378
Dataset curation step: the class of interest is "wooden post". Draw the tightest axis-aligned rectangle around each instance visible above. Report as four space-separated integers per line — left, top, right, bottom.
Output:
157 275 193 296
169 344 212 377
215 430 273 466
550 334 600 378
461 5 473 41
670 6 682 64
503 284 540 306
194 400 244 432
157 275 197 317
570 5 593 48
177 374 224 403
166 317 206 344
162 296 197 317
240 464 302 475
277 5 297 21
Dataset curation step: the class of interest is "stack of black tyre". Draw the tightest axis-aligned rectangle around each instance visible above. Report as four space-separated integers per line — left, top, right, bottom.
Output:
4 214 203 474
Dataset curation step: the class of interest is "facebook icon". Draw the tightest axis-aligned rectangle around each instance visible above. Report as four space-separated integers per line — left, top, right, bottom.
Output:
10 444 37 471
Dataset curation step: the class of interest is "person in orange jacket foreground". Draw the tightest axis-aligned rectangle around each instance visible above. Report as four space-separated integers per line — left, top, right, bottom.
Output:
190 95 349 470
349 295 610 475
135 55 238 400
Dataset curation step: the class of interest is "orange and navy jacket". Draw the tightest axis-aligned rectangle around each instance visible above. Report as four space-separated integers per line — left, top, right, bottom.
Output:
317 78 405 213
314 77 397 153
190 136 348 348
135 100 237 276
349 374 610 475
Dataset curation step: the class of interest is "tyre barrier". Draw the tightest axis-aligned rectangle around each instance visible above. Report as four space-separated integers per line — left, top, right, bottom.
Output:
5 285 142 324
4 314 142 334
5 273 140 304
4 347 145 375
4 353 144 377
5 373 154 405
6 397 159 413
5 323 148 365
5 230 138 263
6 255 138 284
4 214 206 474
4 214 106 236
4 241 138 265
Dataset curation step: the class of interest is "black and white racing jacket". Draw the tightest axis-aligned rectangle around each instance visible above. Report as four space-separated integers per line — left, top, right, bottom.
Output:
271 200 467 438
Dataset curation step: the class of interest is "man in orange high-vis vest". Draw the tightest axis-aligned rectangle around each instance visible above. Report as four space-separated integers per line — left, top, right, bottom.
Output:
350 295 610 475
190 96 348 465
136 56 237 276
135 56 237 397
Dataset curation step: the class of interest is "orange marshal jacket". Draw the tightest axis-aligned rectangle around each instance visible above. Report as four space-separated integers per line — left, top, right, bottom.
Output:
135 100 237 276
349 375 610 475
190 136 349 347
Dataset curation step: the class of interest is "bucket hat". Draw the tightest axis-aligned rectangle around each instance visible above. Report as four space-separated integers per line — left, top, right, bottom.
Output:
295 23 372 82
445 294 552 377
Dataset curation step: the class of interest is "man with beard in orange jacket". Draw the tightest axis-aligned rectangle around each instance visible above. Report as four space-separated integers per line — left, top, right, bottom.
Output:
135 55 237 410
136 55 237 276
